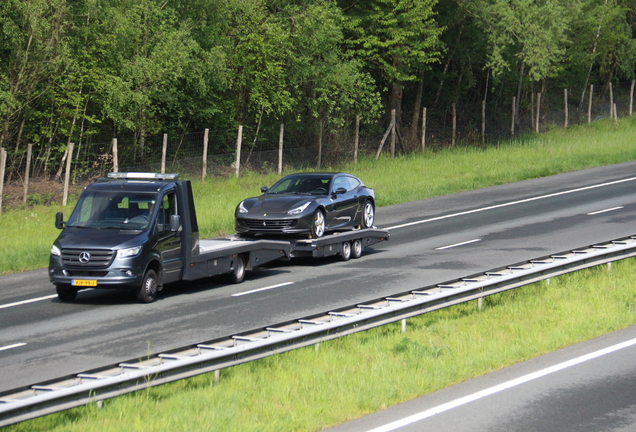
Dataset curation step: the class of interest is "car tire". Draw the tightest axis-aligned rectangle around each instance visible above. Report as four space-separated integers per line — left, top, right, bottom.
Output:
56 284 78 302
361 200 375 229
341 241 352 261
351 239 363 259
311 209 325 238
136 269 159 303
226 254 246 284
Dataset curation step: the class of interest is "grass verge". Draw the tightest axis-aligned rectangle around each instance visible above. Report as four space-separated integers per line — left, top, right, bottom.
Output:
7 259 636 431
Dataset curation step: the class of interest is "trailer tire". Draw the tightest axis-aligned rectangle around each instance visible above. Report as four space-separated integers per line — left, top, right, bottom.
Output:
351 239 363 259
136 269 159 303
56 285 77 302
341 241 352 261
361 200 375 229
310 209 325 239
227 254 246 284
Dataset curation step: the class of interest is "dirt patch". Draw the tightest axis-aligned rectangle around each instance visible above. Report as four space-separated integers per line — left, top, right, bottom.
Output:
1 178 88 211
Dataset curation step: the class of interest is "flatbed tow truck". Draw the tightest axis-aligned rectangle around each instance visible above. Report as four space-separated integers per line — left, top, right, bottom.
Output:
49 173 389 303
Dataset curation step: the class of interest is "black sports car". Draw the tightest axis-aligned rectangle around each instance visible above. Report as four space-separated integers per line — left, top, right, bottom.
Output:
235 172 375 238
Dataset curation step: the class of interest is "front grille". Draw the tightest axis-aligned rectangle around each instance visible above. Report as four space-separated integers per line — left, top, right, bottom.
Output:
66 270 109 277
61 248 114 269
242 219 296 231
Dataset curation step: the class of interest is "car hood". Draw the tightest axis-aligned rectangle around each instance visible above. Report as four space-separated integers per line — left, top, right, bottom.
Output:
246 194 317 213
56 227 146 249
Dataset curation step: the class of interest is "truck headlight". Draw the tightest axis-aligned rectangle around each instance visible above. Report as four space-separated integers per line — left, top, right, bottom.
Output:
117 246 142 258
287 202 311 215
50 245 61 256
238 201 249 214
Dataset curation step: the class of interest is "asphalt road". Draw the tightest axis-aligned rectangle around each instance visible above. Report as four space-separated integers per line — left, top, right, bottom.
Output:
3 161 636 394
324 325 636 432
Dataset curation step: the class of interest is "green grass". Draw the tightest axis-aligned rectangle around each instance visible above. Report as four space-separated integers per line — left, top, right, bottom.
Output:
8 259 636 432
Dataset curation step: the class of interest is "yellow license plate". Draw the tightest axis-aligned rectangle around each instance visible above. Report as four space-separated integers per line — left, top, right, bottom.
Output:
72 279 97 287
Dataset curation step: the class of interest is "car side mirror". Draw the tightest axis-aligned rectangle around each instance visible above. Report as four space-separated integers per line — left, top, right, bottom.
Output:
261 186 269 193
170 214 181 232
335 187 347 194
55 212 65 229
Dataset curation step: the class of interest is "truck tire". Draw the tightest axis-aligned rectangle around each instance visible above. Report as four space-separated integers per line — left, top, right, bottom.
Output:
56 285 78 302
227 254 246 284
361 200 375 229
136 269 159 303
351 239 363 259
311 209 325 238
340 241 352 261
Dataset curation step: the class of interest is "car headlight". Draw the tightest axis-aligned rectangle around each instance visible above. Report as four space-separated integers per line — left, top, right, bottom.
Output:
287 202 311 215
50 245 61 256
238 201 249 214
117 246 142 258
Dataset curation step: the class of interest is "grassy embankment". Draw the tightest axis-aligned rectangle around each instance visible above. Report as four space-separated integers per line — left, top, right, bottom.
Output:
3 118 636 431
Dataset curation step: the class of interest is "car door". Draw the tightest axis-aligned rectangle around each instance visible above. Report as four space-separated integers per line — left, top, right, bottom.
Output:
154 190 183 283
328 175 359 228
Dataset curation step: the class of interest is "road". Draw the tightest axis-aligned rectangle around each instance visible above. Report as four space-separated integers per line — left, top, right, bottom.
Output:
324 325 636 432
2 161 636 393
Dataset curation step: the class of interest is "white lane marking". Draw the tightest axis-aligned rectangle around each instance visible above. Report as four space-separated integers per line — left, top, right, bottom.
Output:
587 206 624 215
0 295 57 310
436 239 481 250
385 177 636 231
0 343 27 352
231 282 294 297
364 336 636 432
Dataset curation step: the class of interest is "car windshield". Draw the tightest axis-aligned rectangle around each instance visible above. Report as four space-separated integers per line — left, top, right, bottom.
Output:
67 191 158 230
267 175 332 195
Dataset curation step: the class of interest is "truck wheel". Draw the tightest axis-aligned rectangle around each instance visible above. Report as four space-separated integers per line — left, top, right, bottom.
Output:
136 269 159 303
361 200 375 229
56 285 77 302
227 255 246 284
340 241 352 261
311 209 325 238
351 239 363 259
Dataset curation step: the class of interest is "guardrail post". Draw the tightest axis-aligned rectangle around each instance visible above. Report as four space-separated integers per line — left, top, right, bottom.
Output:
214 370 220 385
401 319 407 333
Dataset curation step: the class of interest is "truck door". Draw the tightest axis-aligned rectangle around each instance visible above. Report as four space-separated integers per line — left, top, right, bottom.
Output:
155 190 183 283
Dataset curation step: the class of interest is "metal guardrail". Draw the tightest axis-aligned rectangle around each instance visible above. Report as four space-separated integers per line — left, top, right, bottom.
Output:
3 235 636 427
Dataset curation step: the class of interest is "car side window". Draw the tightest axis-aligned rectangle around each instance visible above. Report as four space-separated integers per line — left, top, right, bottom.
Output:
333 176 349 192
346 176 361 190
158 191 177 231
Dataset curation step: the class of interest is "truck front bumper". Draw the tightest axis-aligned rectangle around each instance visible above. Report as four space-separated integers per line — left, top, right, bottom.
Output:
48 255 144 289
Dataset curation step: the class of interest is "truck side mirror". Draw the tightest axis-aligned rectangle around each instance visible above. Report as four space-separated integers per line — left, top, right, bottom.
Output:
55 212 65 229
170 214 181 232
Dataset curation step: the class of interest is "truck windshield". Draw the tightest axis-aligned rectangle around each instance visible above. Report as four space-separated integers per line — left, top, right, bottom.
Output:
67 191 158 229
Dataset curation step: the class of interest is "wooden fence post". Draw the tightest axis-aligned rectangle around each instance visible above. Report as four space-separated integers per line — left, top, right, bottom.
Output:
481 100 486 144
564 89 569 128
112 138 118 173
588 84 594 123
278 124 284 176
0 148 6 214
317 121 323 169
451 103 456 147
354 115 359 163
609 82 614 119
630 81 635 116
235 125 243 178
23 143 32 205
161 133 167 174
390 109 396 158
62 142 74 206
202 128 209 181
535 93 541 133
421 107 427 152
511 96 516 137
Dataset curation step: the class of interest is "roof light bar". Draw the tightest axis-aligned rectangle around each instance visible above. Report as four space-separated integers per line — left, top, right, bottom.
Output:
107 172 179 180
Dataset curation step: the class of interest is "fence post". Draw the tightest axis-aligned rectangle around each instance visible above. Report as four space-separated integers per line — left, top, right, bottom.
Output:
564 89 569 128
112 138 118 173
202 129 209 181
511 96 516 137
390 109 396 157
451 103 456 147
161 133 167 174
630 81 635 116
421 107 427 152
588 84 594 123
235 125 242 178
0 148 6 214
62 142 74 206
609 82 614 118
354 115 359 163
535 93 541 133
278 124 284 176
317 121 323 169
481 100 486 144
23 143 32 205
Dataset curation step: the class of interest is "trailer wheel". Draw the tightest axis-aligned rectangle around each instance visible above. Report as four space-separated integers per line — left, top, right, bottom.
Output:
136 269 159 303
340 241 352 261
56 284 77 302
310 209 325 238
361 200 375 229
351 239 363 259
227 254 246 284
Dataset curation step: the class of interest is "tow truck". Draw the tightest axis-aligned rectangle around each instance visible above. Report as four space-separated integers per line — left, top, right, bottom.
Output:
49 173 389 303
